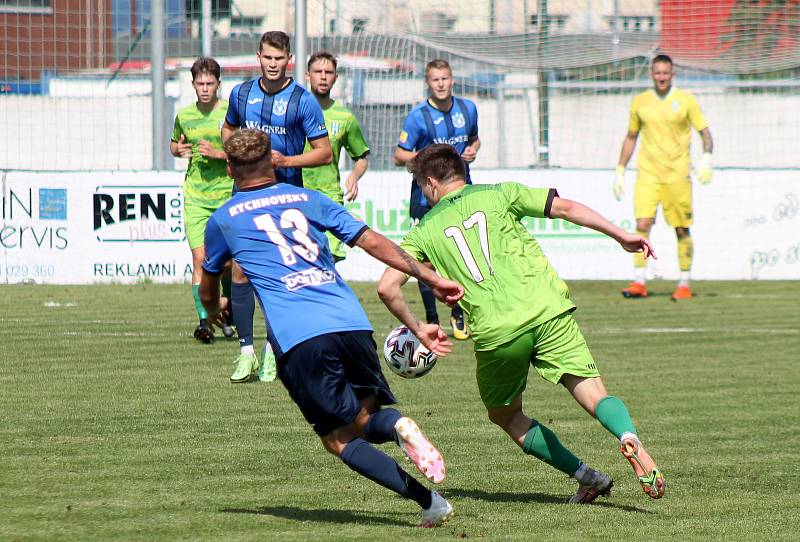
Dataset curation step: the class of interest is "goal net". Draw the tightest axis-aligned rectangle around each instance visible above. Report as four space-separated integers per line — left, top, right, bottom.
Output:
1 0 799 170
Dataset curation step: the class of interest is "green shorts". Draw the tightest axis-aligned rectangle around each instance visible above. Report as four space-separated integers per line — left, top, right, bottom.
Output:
184 202 216 250
319 190 346 261
474 312 600 408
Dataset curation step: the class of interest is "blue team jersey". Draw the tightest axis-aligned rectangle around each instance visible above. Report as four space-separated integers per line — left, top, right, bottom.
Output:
203 184 372 356
398 97 479 206
225 78 328 187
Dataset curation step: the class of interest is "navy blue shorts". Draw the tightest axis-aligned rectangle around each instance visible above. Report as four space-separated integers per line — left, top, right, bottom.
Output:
277 330 397 437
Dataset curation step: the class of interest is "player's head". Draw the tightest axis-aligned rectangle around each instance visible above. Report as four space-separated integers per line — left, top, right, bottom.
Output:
190 57 221 104
307 51 338 98
424 59 454 103
650 54 674 95
224 128 275 187
258 31 291 82
407 144 466 205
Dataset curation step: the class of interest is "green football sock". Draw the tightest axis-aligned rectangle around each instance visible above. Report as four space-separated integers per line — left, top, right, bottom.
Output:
192 284 208 320
522 419 581 476
595 396 637 439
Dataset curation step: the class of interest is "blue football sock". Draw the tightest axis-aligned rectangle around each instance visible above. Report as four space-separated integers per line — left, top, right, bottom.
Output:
231 281 255 348
340 438 432 509
363 408 402 444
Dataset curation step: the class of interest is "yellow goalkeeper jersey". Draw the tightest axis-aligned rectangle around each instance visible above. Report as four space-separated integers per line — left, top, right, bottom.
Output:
628 87 708 184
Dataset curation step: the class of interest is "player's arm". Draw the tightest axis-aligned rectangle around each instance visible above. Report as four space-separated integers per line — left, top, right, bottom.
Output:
377 266 453 357
344 154 369 202
461 136 481 163
170 117 192 158
613 131 638 200
274 135 332 168
393 114 420 166
617 131 638 169
221 121 238 143
343 117 371 201
394 147 416 166
356 228 463 305
694 127 714 185
700 127 713 154
549 196 656 259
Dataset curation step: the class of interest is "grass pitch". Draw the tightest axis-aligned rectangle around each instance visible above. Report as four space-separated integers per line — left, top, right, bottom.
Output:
1 280 798 541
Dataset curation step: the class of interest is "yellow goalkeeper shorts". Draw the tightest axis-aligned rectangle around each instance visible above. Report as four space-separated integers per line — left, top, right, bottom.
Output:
634 177 693 228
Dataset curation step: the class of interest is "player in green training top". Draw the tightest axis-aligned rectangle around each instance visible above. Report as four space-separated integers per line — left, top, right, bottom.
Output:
302 51 370 261
170 57 234 343
378 144 666 504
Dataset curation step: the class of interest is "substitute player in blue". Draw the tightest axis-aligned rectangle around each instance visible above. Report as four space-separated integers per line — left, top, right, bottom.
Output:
394 58 480 341
221 30 332 384
199 129 462 527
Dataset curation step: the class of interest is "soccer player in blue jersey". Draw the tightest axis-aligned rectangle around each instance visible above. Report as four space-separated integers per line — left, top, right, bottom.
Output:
221 30 332 384
199 129 463 527
394 58 480 341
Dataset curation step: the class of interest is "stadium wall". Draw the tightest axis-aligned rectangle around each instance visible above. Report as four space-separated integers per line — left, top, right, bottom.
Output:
2 169 797 284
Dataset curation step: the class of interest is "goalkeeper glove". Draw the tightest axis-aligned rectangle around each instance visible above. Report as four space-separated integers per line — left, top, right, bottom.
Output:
613 165 625 201
696 152 713 185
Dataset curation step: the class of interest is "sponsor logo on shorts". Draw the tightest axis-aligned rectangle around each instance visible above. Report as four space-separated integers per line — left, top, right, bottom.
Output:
282 267 336 291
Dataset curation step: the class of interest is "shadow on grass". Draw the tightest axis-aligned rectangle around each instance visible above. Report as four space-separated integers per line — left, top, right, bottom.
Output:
221 505 410 526
446 488 653 514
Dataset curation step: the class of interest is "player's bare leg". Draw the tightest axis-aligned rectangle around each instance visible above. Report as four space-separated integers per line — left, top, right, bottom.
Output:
561 374 665 499
230 261 258 382
191 245 214 344
487 394 612 504
622 217 654 298
673 226 693 300
320 400 452 527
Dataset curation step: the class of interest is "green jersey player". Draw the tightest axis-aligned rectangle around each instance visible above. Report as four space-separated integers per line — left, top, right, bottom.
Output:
378 144 666 504
303 51 370 261
170 57 234 343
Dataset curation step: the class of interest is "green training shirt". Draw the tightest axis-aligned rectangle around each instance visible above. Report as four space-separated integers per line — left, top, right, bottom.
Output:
302 101 369 199
171 100 233 209
401 182 575 351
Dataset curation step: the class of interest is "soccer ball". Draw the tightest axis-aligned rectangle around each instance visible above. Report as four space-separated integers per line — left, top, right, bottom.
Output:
382 325 438 379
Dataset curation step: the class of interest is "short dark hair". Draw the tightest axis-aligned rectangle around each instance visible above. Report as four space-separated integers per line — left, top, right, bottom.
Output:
425 58 452 79
652 54 673 67
259 30 291 54
308 50 338 70
191 57 221 81
224 129 272 180
408 144 466 185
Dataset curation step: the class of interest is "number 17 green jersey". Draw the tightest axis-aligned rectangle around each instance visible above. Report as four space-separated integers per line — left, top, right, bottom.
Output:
400 182 575 351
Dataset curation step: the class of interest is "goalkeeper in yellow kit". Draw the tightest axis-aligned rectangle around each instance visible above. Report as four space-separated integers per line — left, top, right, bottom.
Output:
614 54 714 300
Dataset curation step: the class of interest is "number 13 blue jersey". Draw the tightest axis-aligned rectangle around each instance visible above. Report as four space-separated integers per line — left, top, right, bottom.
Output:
203 184 372 356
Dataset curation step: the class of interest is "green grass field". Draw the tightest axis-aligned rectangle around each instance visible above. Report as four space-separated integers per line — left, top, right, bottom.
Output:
2 280 799 541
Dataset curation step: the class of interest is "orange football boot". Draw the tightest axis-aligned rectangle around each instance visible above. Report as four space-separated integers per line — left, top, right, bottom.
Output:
671 285 693 300
621 282 648 298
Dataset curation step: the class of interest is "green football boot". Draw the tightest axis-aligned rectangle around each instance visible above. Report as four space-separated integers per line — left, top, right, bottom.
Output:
258 344 277 383
230 352 258 383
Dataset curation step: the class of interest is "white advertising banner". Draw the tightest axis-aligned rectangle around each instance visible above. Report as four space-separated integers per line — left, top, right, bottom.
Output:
2 171 193 284
2 169 798 284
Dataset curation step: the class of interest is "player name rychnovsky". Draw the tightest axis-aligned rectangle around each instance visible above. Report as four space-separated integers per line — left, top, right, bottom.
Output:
229 193 310 217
